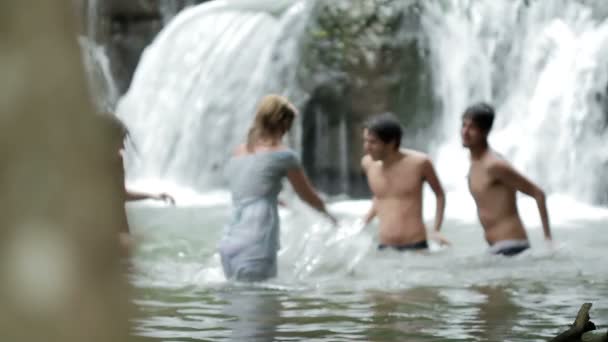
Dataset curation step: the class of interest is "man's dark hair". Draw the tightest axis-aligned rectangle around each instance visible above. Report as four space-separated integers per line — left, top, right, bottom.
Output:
462 102 495 133
365 112 403 149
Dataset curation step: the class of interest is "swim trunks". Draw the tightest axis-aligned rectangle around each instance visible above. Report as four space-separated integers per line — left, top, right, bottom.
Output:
488 239 530 256
378 240 429 251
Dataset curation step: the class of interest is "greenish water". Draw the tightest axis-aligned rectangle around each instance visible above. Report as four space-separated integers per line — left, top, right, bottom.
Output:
127 200 608 341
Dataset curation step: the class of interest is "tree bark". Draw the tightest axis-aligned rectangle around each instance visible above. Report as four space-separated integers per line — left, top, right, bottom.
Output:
550 303 596 342
0 2 133 341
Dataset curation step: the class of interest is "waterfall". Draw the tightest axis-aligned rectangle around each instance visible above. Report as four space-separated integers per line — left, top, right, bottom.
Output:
159 1 197 25
422 0 608 203
79 39 120 112
78 0 120 112
115 0 310 195
96 0 608 204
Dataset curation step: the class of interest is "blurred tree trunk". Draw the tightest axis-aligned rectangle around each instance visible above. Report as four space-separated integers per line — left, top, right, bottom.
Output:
0 2 133 342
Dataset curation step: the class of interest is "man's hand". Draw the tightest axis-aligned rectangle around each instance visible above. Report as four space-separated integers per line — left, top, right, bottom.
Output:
158 193 175 205
429 231 451 246
545 236 555 250
325 212 338 226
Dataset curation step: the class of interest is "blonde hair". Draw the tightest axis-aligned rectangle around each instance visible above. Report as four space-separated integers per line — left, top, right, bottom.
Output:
246 94 296 151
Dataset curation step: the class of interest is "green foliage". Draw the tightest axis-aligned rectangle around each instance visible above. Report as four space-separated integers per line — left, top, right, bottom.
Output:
301 0 419 78
297 0 436 134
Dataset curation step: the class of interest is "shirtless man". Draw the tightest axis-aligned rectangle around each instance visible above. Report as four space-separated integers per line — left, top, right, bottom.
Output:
461 103 552 256
361 113 449 251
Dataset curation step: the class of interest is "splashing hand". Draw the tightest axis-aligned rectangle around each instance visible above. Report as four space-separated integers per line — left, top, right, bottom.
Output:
430 231 451 246
158 193 175 205
545 237 555 250
325 212 338 227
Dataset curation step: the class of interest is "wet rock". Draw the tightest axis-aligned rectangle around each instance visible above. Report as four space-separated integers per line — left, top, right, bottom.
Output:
80 0 210 97
297 0 438 196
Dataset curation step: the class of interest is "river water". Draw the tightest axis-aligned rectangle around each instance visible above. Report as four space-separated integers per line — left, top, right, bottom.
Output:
127 194 608 341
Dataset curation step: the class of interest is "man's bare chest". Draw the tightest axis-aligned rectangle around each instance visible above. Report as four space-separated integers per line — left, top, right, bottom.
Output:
468 165 501 200
368 166 423 197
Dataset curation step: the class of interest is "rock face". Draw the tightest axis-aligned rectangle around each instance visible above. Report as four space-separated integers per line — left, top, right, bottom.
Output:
82 0 209 96
297 0 438 196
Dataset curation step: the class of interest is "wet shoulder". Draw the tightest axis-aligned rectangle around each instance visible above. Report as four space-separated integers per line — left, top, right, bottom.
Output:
401 149 430 168
475 152 513 187
483 151 511 174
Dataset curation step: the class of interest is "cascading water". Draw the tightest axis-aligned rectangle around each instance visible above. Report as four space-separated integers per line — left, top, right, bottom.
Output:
111 0 608 206
78 0 120 112
115 0 311 198
79 39 120 112
159 1 200 25
422 0 608 204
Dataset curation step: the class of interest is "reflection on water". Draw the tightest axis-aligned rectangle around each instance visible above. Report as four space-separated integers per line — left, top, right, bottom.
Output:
472 286 521 341
221 288 281 341
366 288 445 342
128 202 608 341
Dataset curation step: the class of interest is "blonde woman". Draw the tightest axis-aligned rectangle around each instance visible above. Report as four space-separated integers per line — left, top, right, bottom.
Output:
219 94 336 282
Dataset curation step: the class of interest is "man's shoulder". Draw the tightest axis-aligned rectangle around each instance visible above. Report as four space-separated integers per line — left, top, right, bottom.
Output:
401 149 432 166
482 152 516 180
484 151 509 168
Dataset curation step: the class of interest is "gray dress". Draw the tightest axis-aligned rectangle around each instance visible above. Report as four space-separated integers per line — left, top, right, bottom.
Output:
219 149 300 281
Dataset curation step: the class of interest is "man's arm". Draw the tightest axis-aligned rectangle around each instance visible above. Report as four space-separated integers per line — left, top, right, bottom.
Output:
363 197 377 225
422 158 445 233
126 189 175 204
361 155 378 226
488 160 552 240
361 154 373 172
422 158 449 245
